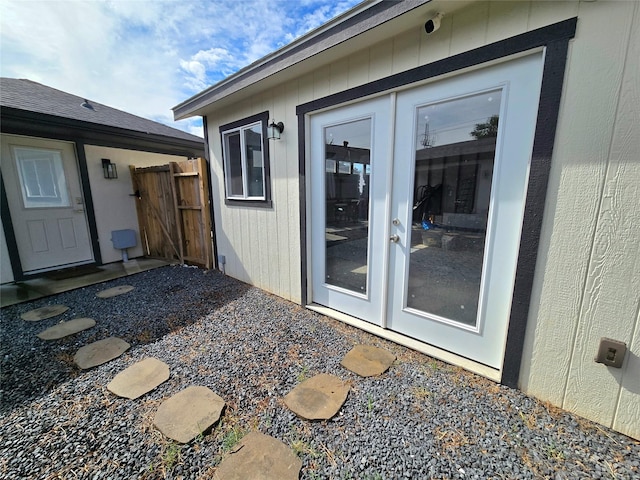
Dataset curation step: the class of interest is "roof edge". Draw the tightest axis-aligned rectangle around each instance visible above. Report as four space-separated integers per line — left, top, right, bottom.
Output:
2 107 205 156
173 0 431 119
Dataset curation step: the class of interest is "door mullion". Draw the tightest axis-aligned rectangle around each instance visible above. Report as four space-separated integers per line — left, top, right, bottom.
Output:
380 92 397 329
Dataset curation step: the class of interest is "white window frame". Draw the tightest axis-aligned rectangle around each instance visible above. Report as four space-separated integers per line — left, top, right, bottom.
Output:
221 121 266 201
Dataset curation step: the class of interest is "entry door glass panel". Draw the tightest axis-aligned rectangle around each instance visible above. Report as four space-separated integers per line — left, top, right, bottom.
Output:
408 90 502 327
324 119 372 294
14 147 71 208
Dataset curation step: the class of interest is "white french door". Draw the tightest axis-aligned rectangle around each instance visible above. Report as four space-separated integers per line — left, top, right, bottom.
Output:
310 53 543 369
310 96 392 325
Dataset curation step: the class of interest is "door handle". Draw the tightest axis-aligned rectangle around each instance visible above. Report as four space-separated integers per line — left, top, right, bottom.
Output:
390 234 400 243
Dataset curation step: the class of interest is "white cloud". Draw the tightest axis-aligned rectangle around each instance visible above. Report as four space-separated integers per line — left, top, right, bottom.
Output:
0 0 361 136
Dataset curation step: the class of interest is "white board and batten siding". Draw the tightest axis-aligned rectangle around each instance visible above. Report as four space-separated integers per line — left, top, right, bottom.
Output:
206 1 639 438
208 95 302 303
520 1 640 440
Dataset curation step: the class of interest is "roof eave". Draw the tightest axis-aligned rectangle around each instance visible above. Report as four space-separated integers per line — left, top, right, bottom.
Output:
1 107 205 157
173 0 432 120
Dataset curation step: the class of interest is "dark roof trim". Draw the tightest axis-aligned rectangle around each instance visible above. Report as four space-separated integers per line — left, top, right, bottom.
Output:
2 107 204 158
173 0 431 119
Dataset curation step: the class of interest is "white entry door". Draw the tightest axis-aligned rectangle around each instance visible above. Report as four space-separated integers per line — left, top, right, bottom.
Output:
1 135 94 273
310 53 543 369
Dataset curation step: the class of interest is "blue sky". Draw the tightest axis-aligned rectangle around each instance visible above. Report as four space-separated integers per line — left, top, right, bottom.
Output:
0 0 361 137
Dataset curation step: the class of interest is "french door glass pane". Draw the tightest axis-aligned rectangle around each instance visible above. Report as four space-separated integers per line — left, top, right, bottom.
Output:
407 90 502 326
324 118 371 293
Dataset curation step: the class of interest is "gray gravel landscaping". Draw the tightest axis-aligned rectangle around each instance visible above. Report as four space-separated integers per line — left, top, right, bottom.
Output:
1 265 638 479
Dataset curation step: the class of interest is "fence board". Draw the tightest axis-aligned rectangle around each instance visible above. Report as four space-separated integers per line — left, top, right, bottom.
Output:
130 158 212 268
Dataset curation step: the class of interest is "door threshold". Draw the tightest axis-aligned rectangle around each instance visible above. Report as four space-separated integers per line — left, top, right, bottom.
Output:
307 303 502 382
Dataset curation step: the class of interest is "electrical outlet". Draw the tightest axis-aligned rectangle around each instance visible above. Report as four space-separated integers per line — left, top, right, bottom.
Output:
595 338 626 368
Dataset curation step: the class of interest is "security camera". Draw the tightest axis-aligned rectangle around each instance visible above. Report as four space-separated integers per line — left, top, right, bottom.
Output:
424 12 444 35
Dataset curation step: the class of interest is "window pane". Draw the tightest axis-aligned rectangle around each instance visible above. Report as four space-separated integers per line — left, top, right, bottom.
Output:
244 125 264 197
408 90 502 326
324 118 372 294
14 147 70 208
225 132 243 196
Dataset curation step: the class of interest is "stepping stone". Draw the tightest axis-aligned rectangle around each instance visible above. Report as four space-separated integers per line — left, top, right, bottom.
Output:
96 285 135 298
37 317 96 340
284 373 349 420
214 431 302 480
154 386 225 443
340 344 396 377
107 357 170 399
74 337 130 369
21 305 69 321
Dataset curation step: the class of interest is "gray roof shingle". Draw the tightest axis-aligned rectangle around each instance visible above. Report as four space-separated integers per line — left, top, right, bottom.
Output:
1 78 202 143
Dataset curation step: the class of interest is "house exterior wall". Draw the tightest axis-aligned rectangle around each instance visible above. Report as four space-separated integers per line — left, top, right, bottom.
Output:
204 0 639 438
0 220 13 283
83 145 193 264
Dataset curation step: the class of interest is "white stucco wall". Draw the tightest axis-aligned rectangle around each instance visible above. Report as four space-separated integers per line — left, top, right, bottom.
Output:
202 0 639 438
84 145 193 264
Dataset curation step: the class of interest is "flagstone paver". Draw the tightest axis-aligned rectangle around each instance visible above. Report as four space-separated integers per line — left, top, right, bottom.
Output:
283 373 349 420
213 431 302 480
74 337 130 369
20 305 69 321
154 386 225 443
96 285 135 298
37 317 96 340
340 344 396 377
107 357 169 399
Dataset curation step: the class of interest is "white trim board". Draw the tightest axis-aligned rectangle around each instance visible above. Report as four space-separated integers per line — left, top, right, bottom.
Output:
307 303 502 382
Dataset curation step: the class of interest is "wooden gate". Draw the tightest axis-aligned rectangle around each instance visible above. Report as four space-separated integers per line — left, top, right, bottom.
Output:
130 158 212 268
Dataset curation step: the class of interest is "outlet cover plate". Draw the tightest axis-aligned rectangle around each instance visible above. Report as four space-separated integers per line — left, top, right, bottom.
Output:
595 338 626 368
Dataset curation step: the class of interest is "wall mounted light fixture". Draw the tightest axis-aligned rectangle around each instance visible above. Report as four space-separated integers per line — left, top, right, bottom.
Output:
267 120 284 140
102 158 118 179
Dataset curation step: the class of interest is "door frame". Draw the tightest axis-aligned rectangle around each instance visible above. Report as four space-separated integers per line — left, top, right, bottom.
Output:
297 19 577 386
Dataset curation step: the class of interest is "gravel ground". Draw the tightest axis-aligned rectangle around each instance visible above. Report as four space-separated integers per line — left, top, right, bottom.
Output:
1 265 638 479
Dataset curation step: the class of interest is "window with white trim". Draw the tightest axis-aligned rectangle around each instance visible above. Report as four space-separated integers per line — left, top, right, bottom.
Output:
220 112 271 204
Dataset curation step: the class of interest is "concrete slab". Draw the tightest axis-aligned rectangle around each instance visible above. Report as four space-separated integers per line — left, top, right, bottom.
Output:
37 317 96 340
74 337 130 369
1 258 171 308
154 386 225 443
20 305 69 322
213 431 302 480
107 357 170 399
284 373 349 420
340 344 396 377
96 285 135 298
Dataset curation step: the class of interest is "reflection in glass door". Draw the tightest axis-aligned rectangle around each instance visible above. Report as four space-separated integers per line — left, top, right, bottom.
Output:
324 119 372 294
408 90 502 327
310 95 390 325
389 53 544 368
